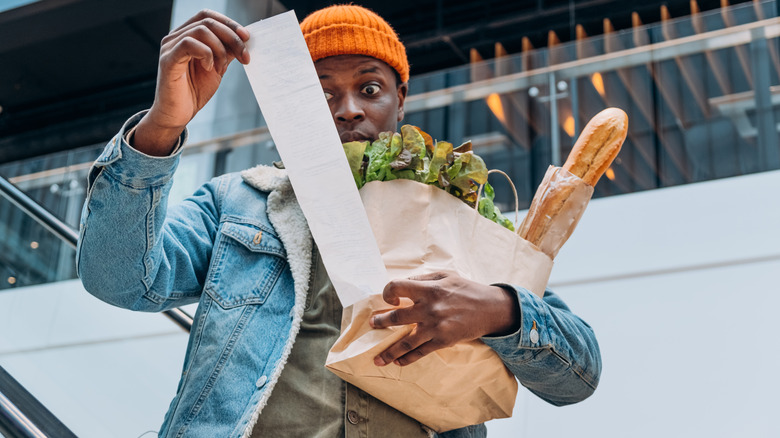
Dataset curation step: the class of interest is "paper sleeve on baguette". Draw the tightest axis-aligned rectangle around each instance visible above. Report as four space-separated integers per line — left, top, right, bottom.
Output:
516 167 593 259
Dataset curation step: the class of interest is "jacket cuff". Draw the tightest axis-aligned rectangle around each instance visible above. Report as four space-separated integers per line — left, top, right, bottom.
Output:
92 110 187 187
481 284 549 353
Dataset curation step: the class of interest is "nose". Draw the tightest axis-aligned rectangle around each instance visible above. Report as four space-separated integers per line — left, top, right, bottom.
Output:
334 94 364 122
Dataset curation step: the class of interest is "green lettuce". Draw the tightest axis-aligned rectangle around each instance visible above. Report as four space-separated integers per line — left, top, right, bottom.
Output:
343 125 514 231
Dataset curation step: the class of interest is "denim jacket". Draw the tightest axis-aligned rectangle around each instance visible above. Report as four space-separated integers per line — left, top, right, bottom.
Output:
76 112 601 438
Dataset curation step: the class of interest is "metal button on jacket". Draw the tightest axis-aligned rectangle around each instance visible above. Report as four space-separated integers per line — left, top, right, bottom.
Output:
530 320 540 344
347 410 360 425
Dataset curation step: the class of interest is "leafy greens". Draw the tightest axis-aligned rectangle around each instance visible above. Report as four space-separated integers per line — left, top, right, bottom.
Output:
343 125 515 231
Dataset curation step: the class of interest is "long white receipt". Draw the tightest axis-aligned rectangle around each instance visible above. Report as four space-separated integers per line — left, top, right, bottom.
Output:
242 11 388 307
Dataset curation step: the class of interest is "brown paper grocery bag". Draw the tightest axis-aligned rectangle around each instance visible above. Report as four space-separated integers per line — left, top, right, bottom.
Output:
326 179 554 432
359 179 553 297
327 295 519 432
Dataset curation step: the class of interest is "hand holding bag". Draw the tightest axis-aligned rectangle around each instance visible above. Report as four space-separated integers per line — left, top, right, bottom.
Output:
326 170 592 432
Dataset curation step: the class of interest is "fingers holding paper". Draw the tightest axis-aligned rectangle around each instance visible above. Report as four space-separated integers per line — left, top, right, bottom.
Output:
369 272 522 367
134 10 252 156
164 10 251 75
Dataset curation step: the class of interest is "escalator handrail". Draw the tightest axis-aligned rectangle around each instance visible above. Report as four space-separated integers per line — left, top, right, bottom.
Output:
0 391 47 438
0 366 77 438
0 175 79 249
0 175 193 332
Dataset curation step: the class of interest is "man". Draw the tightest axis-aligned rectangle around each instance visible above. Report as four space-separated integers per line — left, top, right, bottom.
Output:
77 5 601 437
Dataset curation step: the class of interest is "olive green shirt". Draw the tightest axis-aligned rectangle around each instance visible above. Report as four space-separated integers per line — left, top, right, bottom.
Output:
251 247 429 437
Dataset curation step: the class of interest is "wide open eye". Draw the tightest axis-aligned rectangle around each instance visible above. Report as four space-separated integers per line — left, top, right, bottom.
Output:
324 91 334 100
362 84 381 96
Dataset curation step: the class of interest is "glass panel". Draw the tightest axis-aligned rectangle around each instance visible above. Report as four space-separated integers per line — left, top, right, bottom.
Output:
0 194 76 291
404 0 779 204
0 0 40 14
0 144 103 229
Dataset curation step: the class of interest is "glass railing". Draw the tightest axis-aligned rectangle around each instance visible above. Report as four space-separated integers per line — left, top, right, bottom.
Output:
0 144 101 291
0 181 78 292
0 173 193 330
403 0 780 209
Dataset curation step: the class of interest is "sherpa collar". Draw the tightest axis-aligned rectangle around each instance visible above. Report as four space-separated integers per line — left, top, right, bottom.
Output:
239 164 313 437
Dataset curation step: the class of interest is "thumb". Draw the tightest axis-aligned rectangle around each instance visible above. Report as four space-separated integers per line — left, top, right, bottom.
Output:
406 271 448 282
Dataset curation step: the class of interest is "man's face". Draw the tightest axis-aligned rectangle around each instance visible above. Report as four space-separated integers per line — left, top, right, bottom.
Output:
316 55 408 143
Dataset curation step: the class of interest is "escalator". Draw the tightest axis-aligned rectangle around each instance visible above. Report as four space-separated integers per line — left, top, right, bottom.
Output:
0 174 194 437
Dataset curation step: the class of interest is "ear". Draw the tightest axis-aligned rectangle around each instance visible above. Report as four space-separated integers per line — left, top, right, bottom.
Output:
396 82 408 122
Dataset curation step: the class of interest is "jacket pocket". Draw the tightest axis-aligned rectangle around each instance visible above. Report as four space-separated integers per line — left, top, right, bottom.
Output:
204 218 287 309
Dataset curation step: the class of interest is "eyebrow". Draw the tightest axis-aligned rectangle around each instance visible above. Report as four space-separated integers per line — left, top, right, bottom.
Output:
355 66 380 77
318 65 382 80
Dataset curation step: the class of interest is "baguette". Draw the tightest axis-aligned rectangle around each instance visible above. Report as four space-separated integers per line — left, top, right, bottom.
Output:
519 108 628 256
562 108 628 185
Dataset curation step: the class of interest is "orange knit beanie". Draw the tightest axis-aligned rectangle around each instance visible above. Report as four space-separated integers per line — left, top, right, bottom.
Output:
300 4 409 83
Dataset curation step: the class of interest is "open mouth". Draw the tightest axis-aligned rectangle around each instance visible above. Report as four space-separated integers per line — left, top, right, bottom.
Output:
339 131 372 143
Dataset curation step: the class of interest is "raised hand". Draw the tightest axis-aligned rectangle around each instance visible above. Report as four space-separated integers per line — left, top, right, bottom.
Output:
134 10 251 155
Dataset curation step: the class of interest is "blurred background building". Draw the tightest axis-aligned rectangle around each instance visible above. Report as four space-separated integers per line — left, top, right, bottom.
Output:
1 0 778 436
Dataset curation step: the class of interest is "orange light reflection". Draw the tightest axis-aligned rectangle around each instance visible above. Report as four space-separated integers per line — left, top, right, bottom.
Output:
486 93 506 124
563 116 575 137
591 72 606 97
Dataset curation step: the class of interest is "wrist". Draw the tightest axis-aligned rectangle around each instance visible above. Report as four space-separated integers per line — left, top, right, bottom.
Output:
486 286 521 337
132 112 185 156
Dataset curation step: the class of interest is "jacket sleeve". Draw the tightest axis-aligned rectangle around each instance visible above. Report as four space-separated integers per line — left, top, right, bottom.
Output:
76 111 221 312
481 286 602 406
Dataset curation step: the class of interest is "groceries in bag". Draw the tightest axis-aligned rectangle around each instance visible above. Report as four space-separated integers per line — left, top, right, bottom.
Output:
327 108 628 432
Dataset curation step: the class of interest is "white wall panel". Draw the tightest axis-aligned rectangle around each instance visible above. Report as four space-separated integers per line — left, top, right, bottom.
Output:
489 170 780 437
0 280 189 437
